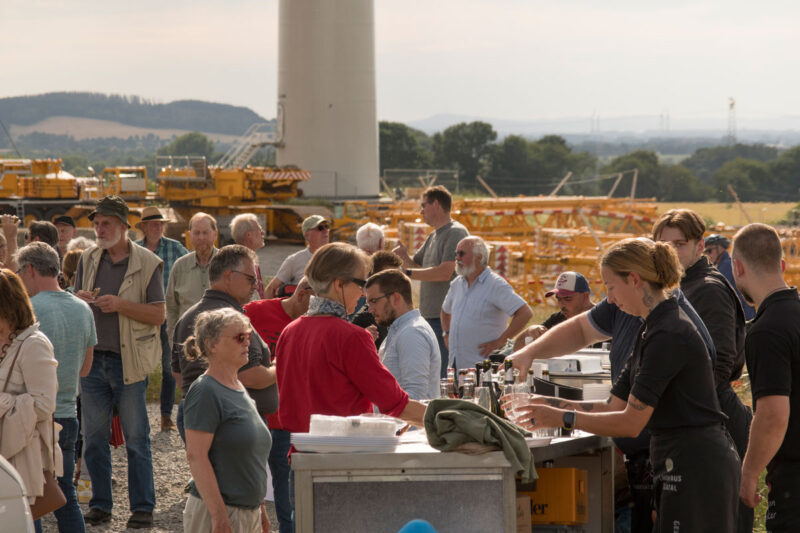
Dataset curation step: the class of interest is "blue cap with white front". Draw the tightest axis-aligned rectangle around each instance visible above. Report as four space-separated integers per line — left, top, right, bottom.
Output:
546 271 590 297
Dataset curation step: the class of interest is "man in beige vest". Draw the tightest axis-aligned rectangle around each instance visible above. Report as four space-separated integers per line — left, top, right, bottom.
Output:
74 195 165 529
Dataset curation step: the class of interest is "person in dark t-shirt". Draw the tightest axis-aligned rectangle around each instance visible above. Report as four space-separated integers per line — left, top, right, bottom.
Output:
653 209 753 533
514 238 740 532
734 223 800 532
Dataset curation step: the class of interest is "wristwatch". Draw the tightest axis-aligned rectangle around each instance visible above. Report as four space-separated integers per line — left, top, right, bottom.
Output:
405 268 412 278
562 410 577 431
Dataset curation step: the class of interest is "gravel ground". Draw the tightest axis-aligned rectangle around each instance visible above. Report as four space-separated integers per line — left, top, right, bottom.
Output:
40 403 280 532
40 244 302 532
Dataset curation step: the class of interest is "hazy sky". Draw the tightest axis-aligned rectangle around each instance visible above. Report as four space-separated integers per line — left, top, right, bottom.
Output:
2 0 798 128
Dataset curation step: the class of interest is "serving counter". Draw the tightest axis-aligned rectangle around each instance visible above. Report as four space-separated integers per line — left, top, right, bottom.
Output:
291 431 614 533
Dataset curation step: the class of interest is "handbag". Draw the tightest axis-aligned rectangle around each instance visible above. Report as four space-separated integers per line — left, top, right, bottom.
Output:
1 337 66 519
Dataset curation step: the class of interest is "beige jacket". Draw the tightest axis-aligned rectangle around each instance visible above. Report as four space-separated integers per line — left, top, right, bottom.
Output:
80 241 163 384
0 324 61 503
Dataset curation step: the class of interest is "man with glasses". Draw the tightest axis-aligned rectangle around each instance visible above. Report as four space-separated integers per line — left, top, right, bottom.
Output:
171 245 277 443
231 213 267 298
441 236 532 370
392 186 469 377
265 214 330 298
364 269 440 400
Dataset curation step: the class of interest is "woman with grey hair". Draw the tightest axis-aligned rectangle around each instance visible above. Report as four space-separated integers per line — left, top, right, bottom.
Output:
182 308 271 533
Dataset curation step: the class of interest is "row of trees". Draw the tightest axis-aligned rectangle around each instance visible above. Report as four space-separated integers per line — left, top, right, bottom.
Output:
380 120 800 202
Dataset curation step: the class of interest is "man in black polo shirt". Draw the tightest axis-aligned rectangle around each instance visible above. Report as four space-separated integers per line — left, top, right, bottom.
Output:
734 223 800 532
171 244 277 443
653 209 753 533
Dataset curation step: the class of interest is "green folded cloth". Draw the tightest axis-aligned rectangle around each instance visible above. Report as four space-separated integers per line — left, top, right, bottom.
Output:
424 398 537 483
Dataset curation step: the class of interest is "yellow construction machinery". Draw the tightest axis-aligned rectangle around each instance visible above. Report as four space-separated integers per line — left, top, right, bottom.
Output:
0 158 149 227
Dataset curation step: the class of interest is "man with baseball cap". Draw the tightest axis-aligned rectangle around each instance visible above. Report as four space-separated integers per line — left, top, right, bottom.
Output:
514 272 595 350
135 206 188 432
264 214 330 298
706 233 754 320
54 215 77 259
73 195 165 528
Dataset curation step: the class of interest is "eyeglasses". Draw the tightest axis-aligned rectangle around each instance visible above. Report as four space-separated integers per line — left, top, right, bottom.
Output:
455 250 468 257
232 270 257 286
231 331 252 344
349 278 367 288
315 224 329 231
367 294 390 306
704 248 713 254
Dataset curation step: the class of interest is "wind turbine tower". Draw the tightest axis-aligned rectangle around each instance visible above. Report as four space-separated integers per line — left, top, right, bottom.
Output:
727 97 737 145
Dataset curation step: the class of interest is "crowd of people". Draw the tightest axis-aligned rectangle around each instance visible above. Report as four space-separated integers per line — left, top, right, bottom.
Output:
0 184 798 532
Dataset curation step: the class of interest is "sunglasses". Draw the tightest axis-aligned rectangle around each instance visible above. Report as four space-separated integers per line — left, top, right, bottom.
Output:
367 293 390 306
232 270 257 286
231 331 252 344
349 278 367 288
316 224 330 231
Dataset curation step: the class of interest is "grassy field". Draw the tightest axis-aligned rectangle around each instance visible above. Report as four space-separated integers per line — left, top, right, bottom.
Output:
656 202 797 227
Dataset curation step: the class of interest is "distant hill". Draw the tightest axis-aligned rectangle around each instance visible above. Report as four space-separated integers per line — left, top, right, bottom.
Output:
0 92 269 137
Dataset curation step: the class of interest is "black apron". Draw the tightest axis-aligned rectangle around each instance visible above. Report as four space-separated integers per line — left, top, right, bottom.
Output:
765 461 800 532
650 425 740 532
718 384 754 533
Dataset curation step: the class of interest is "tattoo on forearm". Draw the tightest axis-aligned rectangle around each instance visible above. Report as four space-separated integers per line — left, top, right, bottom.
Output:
579 402 595 412
629 397 647 411
544 398 570 409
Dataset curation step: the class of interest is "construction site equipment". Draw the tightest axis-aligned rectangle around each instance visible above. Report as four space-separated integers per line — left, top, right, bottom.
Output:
155 155 325 241
0 158 149 227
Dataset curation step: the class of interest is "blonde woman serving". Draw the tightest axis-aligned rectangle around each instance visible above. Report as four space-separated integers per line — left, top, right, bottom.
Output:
512 239 740 531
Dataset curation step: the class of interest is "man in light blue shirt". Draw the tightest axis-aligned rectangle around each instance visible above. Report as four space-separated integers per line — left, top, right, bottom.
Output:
18 242 96 533
442 236 532 370
365 270 440 400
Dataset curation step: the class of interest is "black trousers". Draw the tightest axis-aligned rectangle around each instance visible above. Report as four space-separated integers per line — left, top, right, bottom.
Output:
719 385 754 533
624 450 654 533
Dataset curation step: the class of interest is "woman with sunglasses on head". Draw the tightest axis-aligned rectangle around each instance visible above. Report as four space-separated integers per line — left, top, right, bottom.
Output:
0 269 59 528
275 242 428 434
512 238 740 531
182 308 271 533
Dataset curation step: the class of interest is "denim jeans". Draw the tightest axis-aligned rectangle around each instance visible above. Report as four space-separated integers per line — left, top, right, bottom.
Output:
425 317 449 378
176 400 186 444
269 429 293 533
80 350 155 513
159 322 176 417
53 417 86 532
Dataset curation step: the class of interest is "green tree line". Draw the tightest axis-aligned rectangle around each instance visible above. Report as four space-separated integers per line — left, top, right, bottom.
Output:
380 120 800 202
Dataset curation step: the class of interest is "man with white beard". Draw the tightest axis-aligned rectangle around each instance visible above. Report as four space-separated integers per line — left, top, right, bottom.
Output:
73 195 165 529
440 236 532 370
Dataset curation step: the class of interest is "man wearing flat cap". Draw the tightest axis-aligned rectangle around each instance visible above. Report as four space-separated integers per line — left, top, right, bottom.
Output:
73 195 165 529
264 214 330 298
135 206 187 432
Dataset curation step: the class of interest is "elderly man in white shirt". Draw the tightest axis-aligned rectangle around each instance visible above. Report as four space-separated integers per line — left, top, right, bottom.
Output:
441 236 532 370
365 269 441 400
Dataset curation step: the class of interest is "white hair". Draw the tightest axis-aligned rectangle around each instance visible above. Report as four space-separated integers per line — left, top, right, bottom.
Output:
465 236 490 268
66 236 95 252
355 222 384 253
230 213 259 244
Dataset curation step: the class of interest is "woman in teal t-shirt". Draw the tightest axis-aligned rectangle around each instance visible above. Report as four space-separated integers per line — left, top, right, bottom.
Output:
182 308 272 533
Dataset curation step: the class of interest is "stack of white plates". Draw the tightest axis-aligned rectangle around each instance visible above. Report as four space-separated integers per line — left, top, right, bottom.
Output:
291 433 400 453
583 383 612 401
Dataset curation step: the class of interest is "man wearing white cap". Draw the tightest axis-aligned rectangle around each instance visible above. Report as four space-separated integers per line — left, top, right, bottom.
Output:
514 272 594 350
264 214 330 298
